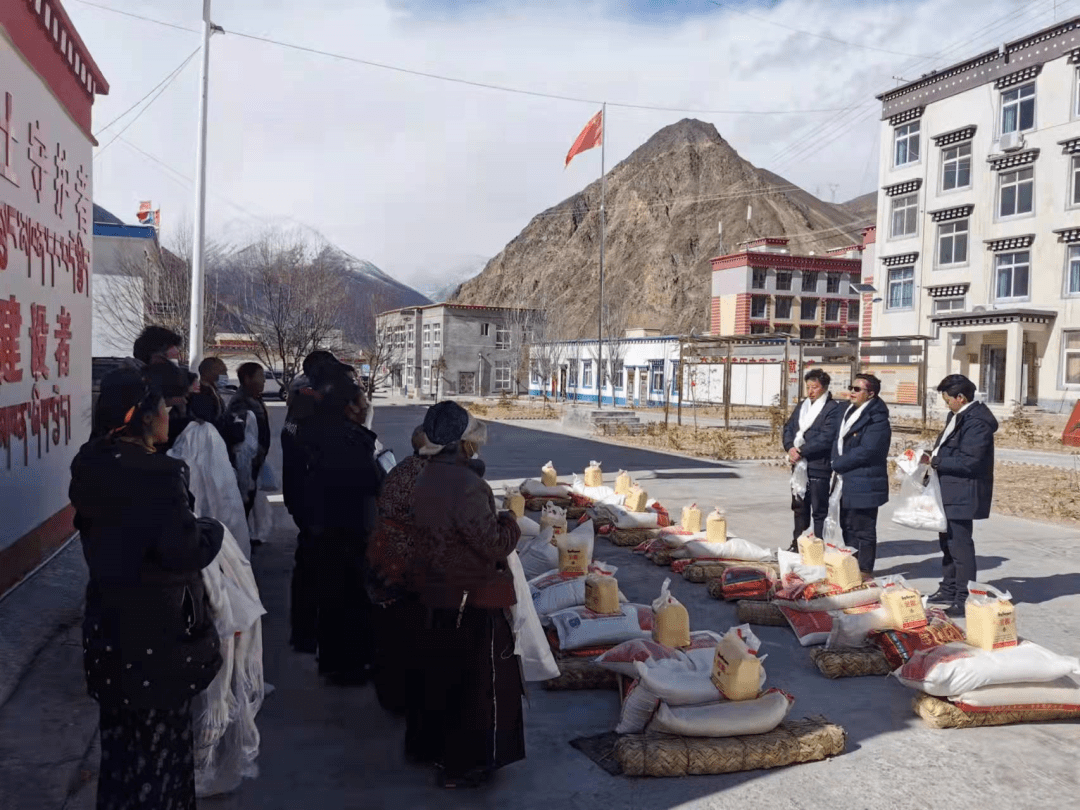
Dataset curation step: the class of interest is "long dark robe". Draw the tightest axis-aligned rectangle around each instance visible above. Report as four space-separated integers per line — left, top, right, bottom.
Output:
96 702 195 810
405 605 525 778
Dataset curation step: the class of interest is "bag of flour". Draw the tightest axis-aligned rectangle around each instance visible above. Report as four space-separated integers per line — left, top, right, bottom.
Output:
584 460 603 488
547 604 654 651
965 582 1017 652
557 519 594 574
541 461 558 487
647 689 794 737
710 625 765 700
895 641 1080 697
652 578 690 648
614 470 633 495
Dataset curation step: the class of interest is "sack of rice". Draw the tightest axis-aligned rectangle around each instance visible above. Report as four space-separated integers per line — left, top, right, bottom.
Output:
541 461 558 487
706 508 727 543
652 578 691 648
557 519 594 574
680 503 703 533
868 608 965 670
547 604 654 651
647 688 794 738
584 572 621 615
529 562 623 617
912 691 1080 730
894 641 1080 697
595 631 723 677
777 607 833 647
625 485 649 513
634 659 721 706
772 578 882 613
676 537 773 563
950 676 1080 710
518 528 560 580
615 677 662 734
520 478 571 499
583 459 603 488
539 501 568 539
614 470 633 495
719 566 775 602
823 543 862 591
710 626 765 700
798 534 825 567
504 485 526 519
965 582 1017 652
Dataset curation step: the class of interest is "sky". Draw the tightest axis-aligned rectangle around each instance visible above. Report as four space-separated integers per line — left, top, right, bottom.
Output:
66 0 1075 291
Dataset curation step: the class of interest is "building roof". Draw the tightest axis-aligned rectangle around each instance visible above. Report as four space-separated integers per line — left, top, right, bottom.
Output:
92 204 124 226
376 302 540 318
710 248 862 272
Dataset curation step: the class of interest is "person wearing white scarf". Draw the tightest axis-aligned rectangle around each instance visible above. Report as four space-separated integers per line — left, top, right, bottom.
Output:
922 374 999 616
830 373 892 574
782 369 844 549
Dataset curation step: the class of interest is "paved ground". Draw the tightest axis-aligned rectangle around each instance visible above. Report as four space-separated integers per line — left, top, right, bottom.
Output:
2 402 1080 808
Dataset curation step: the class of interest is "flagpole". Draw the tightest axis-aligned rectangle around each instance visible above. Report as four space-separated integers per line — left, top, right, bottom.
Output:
187 0 213 368
598 102 606 407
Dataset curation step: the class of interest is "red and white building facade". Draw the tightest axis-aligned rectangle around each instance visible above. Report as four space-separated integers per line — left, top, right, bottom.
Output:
708 237 864 339
1 0 108 593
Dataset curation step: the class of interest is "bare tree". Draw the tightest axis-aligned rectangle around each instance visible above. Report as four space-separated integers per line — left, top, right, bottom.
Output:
359 289 408 396
527 291 570 403
93 217 223 359
225 228 345 382
585 286 633 406
500 307 542 396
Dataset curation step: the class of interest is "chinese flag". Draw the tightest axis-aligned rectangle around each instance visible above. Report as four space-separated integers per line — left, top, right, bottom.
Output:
565 109 603 168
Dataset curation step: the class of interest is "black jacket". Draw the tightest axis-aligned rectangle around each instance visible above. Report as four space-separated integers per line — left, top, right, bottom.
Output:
831 396 892 510
224 392 271 483
930 401 998 521
782 393 845 478
70 438 224 709
301 414 384 538
281 380 319 520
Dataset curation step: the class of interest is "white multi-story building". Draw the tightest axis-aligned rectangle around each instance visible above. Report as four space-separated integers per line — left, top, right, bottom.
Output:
869 15 1080 411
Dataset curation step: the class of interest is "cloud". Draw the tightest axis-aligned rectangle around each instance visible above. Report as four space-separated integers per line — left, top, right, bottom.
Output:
68 0 1064 288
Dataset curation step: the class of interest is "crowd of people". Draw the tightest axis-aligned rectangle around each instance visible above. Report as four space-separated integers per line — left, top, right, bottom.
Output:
783 369 999 616
73 329 526 807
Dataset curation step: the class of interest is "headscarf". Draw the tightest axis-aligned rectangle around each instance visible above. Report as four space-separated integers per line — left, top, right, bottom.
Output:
419 400 487 456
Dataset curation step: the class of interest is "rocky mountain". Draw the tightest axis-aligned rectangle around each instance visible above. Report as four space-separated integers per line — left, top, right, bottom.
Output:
418 254 489 303
841 192 878 223
450 119 876 336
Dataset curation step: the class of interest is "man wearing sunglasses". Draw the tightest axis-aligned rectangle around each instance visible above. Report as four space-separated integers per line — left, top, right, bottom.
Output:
830 373 892 574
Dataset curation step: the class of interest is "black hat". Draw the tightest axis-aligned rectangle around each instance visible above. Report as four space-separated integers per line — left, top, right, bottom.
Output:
146 362 190 400
421 401 486 455
96 368 160 433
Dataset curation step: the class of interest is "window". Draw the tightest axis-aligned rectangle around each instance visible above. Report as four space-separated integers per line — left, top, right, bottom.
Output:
432 323 441 348
800 298 817 321
887 267 914 310
422 324 431 348
568 363 578 386
1001 82 1035 134
775 297 793 320
394 326 405 348
406 325 415 349
825 274 842 294
998 168 1034 218
582 360 593 389
941 142 972 191
933 296 966 315
481 323 490 337
801 273 817 293
494 360 512 391
406 365 415 386
1064 332 1080 386
650 363 664 393
751 268 767 290
800 326 818 340
750 296 767 319
1066 245 1080 296
776 271 792 291
994 251 1030 301
890 193 919 238
750 323 769 335
530 363 541 385
1071 156 1080 207
613 362 625 389
937 220 969 266
495 327 510 349
421 359 431 388
823 327 841 340
894 121 920 166
848 300 859 321
824 300 842 322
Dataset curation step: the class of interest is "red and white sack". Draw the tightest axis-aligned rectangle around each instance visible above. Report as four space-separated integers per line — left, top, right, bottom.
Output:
528 562 624 618
647 689 794 737
777 549 827 585
950 677 1080 710
595 632 723 678
772 578 882 613
894 641 1080 697
570 474 624 506
778 607 833 647
547 604 654 652
594 503 662 529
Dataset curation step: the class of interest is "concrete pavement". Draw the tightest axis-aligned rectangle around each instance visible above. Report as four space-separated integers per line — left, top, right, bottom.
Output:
2 402 1079 808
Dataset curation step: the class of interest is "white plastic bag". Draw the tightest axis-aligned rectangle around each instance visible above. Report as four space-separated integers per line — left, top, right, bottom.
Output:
894 641 1080 697
825 605 891 649
506 551 560 682
777 549 826 584
647 689 794 737
234 411 260 500
168 422 252 558
790 459 809 500
258 460 279 492
891 459 947 533
516 515 540 537
822 477 842 544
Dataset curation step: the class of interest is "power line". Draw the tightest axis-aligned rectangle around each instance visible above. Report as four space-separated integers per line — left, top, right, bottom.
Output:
710 0 929 58
94 49 199 161
93 47 201 137
71 0 848 116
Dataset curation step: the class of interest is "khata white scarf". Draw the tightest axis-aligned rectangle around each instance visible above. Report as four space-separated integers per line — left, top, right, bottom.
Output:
931 401 974 459
789 394 829 498
836 400 871 456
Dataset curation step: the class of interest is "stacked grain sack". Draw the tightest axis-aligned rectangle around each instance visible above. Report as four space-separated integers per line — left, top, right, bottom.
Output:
893 583 1080 728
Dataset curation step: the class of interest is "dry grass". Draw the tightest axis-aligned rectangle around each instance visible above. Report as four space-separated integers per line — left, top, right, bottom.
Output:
597 422 784 462
467 398 559 421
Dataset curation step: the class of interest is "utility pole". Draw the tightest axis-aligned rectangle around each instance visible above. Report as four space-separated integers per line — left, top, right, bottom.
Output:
597 102 607 408
187 0 214 367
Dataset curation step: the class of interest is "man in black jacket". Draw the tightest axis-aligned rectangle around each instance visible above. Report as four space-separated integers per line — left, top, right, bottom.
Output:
921 374 998 616
782 368 844 548
225 362 271 517
831 373 892 574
